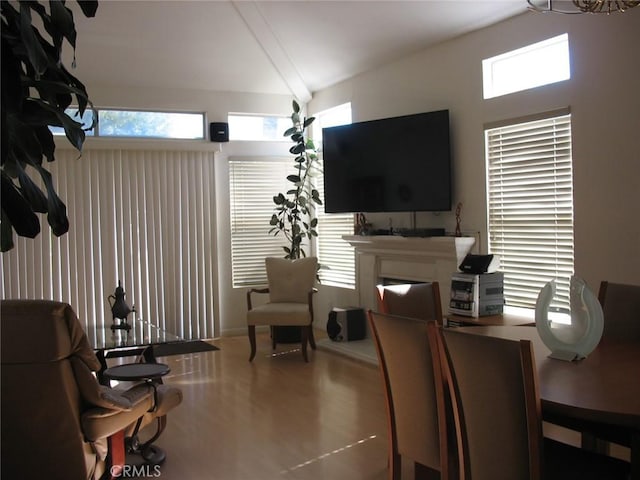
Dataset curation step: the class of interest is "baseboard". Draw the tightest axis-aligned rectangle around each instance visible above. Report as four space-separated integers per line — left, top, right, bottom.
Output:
317 338 378 366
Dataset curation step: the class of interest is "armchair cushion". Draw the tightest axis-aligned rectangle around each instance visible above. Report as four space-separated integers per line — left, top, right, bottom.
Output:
266 257 317 303
81 395 152 443
71 356 146 411
247 302 312 326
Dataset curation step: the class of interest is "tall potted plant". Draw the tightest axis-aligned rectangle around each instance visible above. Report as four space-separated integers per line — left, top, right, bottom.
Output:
268 100 322 343
269 100 322 260
1 0 98 252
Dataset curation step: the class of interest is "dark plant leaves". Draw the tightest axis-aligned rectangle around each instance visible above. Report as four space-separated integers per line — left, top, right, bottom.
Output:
1 0 96 249
1 173 40 238
270 100 320 261
17 168 48 213
50 1 77 49
289 143 305 155
19 3 49 76
1 210 16 252
1 38 23 113
9 122 44 168
36 166 69 236
283 126 297 137
77 1 99 18
34 125 56 162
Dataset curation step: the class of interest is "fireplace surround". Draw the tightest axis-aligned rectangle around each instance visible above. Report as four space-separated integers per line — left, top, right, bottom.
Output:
318 235 476 363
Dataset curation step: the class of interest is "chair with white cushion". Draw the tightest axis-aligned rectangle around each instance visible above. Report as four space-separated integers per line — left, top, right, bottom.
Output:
246 257 318 362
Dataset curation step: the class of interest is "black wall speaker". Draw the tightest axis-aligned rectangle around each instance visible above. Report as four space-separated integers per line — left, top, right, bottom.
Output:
209 122 229 142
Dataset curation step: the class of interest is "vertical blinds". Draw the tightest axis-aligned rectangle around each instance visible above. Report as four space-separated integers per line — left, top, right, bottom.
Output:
486 112 574 311
0 149 217 339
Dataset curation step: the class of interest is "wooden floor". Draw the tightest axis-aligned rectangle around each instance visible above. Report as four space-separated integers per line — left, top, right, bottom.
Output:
138 332 395 480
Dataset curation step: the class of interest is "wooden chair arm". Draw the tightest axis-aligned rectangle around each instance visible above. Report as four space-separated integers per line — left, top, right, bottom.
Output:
307 288 318 320
247 288 269 311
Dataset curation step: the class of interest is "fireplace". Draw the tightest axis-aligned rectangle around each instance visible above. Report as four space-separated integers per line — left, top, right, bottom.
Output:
344 235 476 314
317 235 476 364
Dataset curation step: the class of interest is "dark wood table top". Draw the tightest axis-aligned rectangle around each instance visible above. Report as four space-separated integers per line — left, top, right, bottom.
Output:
446 313 535 327
103 362 170 381
453 325 640 431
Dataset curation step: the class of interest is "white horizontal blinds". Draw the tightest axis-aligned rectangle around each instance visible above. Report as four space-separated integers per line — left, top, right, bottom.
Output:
0 149 217 340
229 157 294 287
486 112 574 311
313 103 356 289
315 160 355 288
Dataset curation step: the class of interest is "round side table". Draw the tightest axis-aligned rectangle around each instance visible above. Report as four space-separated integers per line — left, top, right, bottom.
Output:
104 362 171 464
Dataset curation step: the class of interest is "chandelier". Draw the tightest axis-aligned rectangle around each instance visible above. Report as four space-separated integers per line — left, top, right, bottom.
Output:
527 0 640 13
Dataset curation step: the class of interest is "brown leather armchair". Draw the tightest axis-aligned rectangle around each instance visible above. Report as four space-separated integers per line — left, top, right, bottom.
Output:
0 300 179 480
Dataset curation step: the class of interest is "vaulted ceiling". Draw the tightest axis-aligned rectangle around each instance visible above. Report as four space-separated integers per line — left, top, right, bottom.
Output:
69 1 527 102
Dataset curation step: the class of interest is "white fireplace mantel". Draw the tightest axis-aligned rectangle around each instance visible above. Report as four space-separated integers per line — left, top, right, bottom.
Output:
318 235 476 364
343 235 476 313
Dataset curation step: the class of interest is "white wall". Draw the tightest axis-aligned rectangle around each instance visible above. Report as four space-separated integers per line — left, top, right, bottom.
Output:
310 10 640 294
62 9 640 338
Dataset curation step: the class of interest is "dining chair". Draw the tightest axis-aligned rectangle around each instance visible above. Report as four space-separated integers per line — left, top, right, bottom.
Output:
368 311 454 480
246 257 318 362
598 280 640 343
376 282 443 324
437 327 630 480
570 280 640 455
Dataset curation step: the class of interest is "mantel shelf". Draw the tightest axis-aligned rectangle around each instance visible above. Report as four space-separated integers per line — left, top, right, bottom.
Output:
343 235 475 264
344 234 476 323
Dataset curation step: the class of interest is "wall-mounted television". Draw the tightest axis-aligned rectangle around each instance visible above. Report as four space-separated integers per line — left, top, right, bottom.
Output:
322 110 451 213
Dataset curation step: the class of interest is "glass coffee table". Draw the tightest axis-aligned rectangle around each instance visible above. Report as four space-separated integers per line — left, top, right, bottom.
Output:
85 319 182 380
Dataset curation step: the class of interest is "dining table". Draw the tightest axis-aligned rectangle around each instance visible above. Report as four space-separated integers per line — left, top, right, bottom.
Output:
453 325 640 475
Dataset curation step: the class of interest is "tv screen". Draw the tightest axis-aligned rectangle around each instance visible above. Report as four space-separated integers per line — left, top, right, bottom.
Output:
322 110 451 213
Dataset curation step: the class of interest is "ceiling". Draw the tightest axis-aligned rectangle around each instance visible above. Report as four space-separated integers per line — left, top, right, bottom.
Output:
68 1 528 102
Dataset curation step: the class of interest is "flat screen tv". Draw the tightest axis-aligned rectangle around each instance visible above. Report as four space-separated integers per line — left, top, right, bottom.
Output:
322 110 451 213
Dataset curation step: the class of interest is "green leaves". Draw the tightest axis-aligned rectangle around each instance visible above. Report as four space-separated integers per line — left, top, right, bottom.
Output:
270 100 321 261
1 0 98 251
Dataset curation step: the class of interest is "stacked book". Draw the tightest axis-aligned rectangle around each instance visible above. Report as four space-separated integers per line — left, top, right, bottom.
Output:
449 272 505 317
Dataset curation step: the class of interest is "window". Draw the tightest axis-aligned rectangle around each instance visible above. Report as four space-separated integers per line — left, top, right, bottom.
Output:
99 110 204 138
228 104 355 289
314 103 356 289
229 157 294 287
485 110 574 316
482 34 570 99
228 114 291 141
51 108 205 139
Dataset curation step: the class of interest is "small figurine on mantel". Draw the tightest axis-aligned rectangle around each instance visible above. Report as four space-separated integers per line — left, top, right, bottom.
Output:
355 213 372 235
108 281 135 330
455 202 463 237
